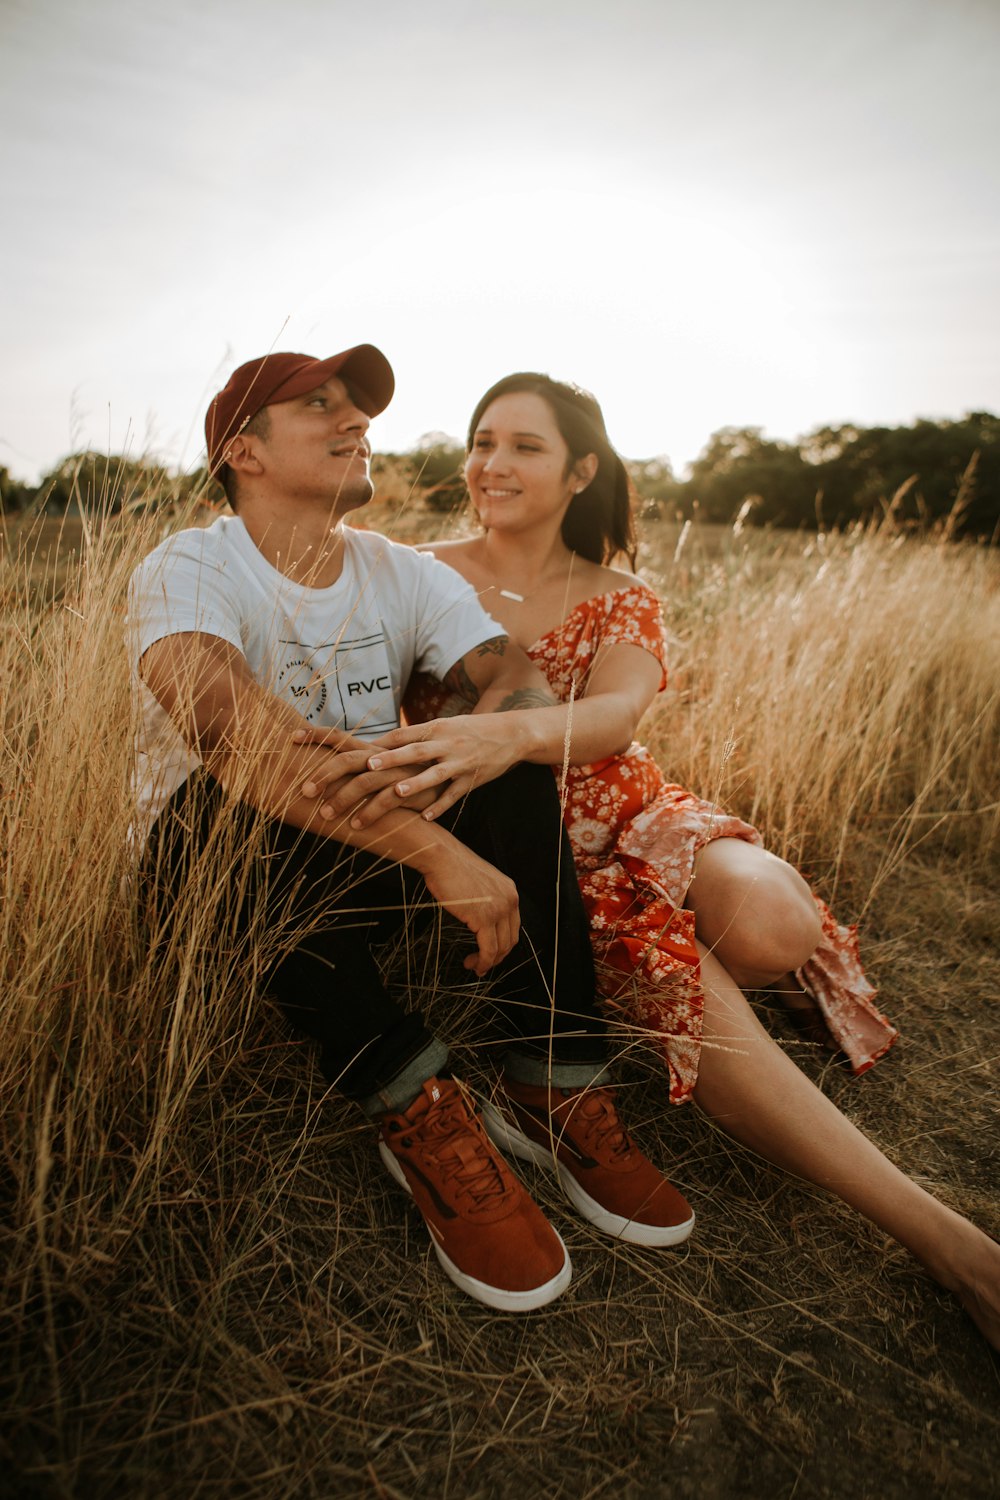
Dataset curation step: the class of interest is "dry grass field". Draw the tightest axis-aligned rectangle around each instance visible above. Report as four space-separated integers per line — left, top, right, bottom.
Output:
1 484 998 1499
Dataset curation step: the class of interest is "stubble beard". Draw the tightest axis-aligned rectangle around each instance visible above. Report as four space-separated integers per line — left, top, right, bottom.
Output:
332 470 375 516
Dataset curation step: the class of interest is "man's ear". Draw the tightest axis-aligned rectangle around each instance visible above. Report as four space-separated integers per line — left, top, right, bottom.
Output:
573 452 599 492
226 433 265 477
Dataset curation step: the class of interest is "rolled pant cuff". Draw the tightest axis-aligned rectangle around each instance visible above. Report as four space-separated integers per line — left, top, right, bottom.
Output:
359 1038 451 1119
501 1050 610 1090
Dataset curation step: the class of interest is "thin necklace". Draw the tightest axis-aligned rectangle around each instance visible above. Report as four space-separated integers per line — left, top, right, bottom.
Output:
489 550 575 606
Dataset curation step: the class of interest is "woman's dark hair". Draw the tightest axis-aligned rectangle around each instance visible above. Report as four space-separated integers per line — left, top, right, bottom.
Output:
466 373 637 567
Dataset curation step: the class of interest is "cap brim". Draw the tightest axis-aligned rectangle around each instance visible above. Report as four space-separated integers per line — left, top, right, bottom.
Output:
270 345 395 417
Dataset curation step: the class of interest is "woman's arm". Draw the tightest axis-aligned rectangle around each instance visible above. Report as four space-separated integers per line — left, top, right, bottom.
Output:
324 640 663 825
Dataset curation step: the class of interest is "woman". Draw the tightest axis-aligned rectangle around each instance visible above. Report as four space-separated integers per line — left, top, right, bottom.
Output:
307 373 1000 1347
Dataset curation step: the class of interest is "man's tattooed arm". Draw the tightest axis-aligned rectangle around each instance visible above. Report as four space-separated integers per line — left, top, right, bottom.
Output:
441 635 514 706
442 634 556 713
497 686 558 711
441 656 480 707
475 636 509 660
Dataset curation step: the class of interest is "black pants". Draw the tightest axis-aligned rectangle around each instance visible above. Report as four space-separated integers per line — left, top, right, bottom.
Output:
141 762 606 1104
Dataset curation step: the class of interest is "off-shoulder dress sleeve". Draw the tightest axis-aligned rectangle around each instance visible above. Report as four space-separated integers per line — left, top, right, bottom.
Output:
595 584 670 689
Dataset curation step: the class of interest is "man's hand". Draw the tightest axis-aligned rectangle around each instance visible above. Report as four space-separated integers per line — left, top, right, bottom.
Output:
291 726 444 822
294 715 525 825
287 727 518 970
138 632 520 949
297 742 373 804
289 632 556 821
140 632 435 838
417 840 520 975
292 712 525 824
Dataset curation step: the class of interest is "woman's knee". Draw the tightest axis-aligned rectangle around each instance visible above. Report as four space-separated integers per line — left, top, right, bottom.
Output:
691 844 822 983
744 870 822 979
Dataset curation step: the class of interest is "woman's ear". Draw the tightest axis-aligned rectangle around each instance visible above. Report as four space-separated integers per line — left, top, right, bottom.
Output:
573 452 599 492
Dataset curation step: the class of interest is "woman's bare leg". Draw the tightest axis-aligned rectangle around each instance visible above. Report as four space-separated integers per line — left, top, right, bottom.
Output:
685 839 822 988
691 942 1000 1347
685 839 838 1043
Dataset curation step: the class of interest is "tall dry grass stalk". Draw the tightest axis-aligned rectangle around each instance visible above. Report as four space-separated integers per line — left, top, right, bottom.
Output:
2 489 998 1497
0 498 317 1468
641 521 1000 896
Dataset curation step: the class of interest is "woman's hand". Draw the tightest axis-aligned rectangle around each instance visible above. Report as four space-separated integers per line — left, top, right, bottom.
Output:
362 716 527 820
291 725 452 824
292 716 524 825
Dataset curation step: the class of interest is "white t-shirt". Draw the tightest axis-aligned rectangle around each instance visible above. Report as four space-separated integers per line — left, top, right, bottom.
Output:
127 515 502 834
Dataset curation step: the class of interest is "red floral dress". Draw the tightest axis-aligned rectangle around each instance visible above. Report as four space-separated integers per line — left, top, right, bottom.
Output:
407 582 898 1103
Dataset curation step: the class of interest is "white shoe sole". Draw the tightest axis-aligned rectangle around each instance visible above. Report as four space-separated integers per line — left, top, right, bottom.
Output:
479 1100 696 1248
379 1141 573 1312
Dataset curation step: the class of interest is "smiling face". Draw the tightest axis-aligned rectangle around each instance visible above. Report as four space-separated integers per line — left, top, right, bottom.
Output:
465 392 596 536
239 376 374 513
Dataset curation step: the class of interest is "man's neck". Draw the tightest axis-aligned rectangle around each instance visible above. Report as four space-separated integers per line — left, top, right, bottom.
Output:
238 499 349 588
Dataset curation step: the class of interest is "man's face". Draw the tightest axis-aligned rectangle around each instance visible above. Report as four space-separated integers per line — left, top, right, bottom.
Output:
249 376 374 512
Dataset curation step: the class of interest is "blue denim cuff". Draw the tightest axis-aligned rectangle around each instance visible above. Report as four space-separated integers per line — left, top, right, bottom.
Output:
359 1038 451 1118
501 1049 610 1090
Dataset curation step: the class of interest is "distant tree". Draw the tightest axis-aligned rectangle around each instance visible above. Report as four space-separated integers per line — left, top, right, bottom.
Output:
798 425 862 466
671 415 999 537
807 414 1000 534
176 464 224 509
685 427 815 527
408 432 467 513
627 457 685 517
36 451 178 513
0 466 32 512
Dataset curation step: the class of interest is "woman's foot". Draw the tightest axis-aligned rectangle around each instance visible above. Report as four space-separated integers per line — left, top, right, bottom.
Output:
773 989 840 1053
925 1221 1000 1352
950 1234 1000 1351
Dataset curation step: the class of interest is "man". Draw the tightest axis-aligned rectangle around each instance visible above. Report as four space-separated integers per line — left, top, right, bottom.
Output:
129 345 693 1313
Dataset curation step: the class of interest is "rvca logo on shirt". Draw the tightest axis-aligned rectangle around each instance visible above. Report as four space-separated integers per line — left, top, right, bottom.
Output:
277 629 397 735
277 658 329 720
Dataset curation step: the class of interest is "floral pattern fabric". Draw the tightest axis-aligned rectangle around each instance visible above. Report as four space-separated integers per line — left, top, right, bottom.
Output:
407 581 898 1103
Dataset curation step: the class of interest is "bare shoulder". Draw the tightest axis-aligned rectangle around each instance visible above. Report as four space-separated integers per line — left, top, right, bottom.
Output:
415 538 478 560
415 537 486 588
568 560 647 607
595 562 646 593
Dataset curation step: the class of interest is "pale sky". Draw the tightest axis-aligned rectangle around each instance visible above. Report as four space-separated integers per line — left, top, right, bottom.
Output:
2 0 999 483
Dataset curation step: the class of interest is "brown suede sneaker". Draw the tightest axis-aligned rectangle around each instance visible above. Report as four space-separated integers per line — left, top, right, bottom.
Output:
379 1078 572 1311
481 1077 695 1247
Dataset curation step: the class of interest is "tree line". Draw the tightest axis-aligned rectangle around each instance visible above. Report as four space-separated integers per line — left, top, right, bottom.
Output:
3 411 998 538
375 414 1000 537
634 412 999 537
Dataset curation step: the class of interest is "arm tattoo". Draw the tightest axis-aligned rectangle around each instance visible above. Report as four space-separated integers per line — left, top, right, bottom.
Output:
442 657 480 706
443 636 508 704
475 635 509 659
497 687 558 712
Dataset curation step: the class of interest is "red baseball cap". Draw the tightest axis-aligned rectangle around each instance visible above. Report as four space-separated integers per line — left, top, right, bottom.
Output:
205 345 395 475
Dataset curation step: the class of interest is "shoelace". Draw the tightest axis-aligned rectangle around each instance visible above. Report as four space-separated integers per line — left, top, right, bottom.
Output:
559 1089 635 1163
397 1087 514 1210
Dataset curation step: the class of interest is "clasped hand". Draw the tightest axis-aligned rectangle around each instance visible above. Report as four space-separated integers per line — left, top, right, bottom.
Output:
289 721 521 974
291 715 520 826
